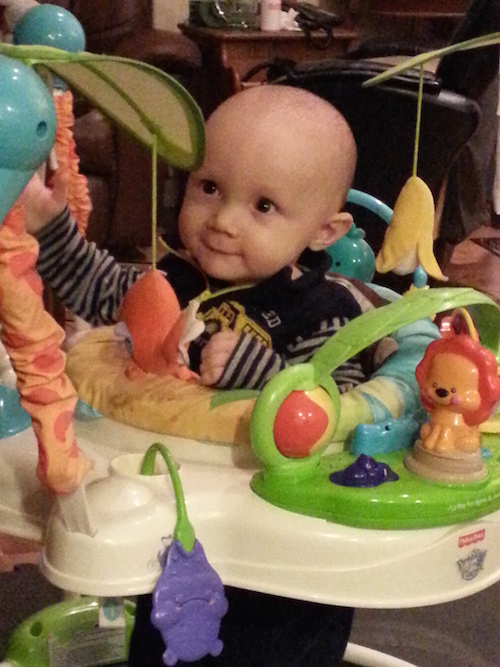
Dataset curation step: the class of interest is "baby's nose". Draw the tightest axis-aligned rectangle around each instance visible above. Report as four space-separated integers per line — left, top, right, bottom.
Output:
211 205 239 235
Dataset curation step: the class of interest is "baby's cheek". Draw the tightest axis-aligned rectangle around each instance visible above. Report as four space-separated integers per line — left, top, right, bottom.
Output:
177 219 190 250
249 241 284 273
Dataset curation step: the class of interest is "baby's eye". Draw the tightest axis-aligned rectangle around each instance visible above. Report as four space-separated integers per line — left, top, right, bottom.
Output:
201 180 218 195
256 198 276 214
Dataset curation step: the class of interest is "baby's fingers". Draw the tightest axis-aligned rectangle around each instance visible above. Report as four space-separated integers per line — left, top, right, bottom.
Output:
199 330 241 385
204 330 240 355
199 354 227 386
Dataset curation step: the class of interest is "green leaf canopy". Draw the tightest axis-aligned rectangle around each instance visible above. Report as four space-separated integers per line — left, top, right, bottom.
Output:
363 31 500 87
0 43 205 170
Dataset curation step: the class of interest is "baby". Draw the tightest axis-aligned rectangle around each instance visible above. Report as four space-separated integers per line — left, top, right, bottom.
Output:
28 84 390 395
25 84 396 666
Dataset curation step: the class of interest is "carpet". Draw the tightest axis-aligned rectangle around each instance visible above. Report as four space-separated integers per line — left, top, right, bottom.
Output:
472 236 500 257
2 567 500 666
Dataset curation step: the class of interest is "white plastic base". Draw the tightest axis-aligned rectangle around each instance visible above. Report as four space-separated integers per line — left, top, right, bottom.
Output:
1 418 500 606
344 643 419 667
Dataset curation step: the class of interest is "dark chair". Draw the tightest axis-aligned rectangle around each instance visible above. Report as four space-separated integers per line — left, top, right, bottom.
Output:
270 0 499 288
436 0 500 99
271 59 480 290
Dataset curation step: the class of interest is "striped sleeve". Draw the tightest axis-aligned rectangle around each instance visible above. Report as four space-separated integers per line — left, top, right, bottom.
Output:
216 316 367 393
285 314 367 393
216 333 286 390
36 208 143 326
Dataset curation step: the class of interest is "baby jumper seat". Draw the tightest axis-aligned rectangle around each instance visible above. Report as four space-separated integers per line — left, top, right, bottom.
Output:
2 11 500 665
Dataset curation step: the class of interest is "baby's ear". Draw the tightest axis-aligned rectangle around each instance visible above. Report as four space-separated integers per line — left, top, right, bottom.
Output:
308 212 353 252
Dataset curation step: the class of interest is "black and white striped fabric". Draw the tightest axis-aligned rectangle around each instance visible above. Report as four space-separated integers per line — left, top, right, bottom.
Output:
37 209 383 392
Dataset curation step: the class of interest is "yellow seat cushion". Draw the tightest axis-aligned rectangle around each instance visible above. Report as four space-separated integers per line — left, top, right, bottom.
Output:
66 327 255 445
66 326 406 447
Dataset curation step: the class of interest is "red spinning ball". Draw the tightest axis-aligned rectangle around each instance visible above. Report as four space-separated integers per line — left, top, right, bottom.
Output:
273 388 335 458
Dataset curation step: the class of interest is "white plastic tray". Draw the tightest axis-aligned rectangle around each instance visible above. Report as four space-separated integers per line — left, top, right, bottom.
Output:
1 417 499 608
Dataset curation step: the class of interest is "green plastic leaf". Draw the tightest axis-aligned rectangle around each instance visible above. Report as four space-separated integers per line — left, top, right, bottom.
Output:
210 389 260 409
212 288 500 409
363 31 500 87
311 287 500 382
0 43 205 170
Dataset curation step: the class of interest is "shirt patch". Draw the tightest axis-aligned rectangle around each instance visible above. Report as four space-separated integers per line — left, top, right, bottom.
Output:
202 300 271 347
261 310 281 328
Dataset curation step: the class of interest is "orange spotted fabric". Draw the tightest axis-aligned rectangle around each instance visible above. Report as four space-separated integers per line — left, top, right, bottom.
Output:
53 90 92 237
0 201 92 494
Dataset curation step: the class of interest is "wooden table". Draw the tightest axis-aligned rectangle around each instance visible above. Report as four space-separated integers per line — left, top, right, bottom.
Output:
179 23 360 113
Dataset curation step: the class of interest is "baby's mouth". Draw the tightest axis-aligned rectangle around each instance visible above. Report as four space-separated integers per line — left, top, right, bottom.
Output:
202 238 238 257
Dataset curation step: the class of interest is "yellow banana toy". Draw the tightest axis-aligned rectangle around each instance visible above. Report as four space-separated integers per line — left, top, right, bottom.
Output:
375 176 448 282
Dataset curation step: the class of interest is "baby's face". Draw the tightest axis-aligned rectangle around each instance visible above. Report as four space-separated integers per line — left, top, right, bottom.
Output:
178 109 349 284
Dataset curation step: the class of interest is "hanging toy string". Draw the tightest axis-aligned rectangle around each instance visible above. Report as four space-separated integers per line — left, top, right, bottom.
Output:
412 64 425 178
141 442 196 552
151 133 158 270
411 64 429 289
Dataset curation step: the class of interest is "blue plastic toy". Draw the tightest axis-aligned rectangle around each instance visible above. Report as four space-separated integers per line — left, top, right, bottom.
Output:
0 385 31 437
75 398 103 421
0 54 56 224
326 189 392 282
0 3 85 438
351 413 421 456
13 4 85 53
326 222 376 282
0 54 57 438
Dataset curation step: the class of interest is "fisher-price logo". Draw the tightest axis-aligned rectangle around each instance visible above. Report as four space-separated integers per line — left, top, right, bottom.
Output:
458 528 485 549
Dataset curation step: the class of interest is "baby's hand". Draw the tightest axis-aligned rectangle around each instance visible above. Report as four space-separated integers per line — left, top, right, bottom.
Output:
21 169 68 235
199 330 240 386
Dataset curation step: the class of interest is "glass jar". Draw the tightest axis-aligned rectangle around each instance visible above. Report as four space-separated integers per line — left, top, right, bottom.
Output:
189 0 259 29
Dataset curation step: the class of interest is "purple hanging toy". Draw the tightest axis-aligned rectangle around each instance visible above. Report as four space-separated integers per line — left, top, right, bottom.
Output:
141 443 228 665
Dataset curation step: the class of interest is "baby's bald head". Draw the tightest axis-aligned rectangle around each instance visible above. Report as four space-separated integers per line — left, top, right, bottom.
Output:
206 85 357 211
179 86 357 284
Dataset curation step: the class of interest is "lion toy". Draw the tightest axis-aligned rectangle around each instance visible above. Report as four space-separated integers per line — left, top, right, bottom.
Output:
405 318 500 484
415 333 500 455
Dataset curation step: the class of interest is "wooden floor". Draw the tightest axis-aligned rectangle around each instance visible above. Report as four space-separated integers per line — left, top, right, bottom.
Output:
444 225 500 303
